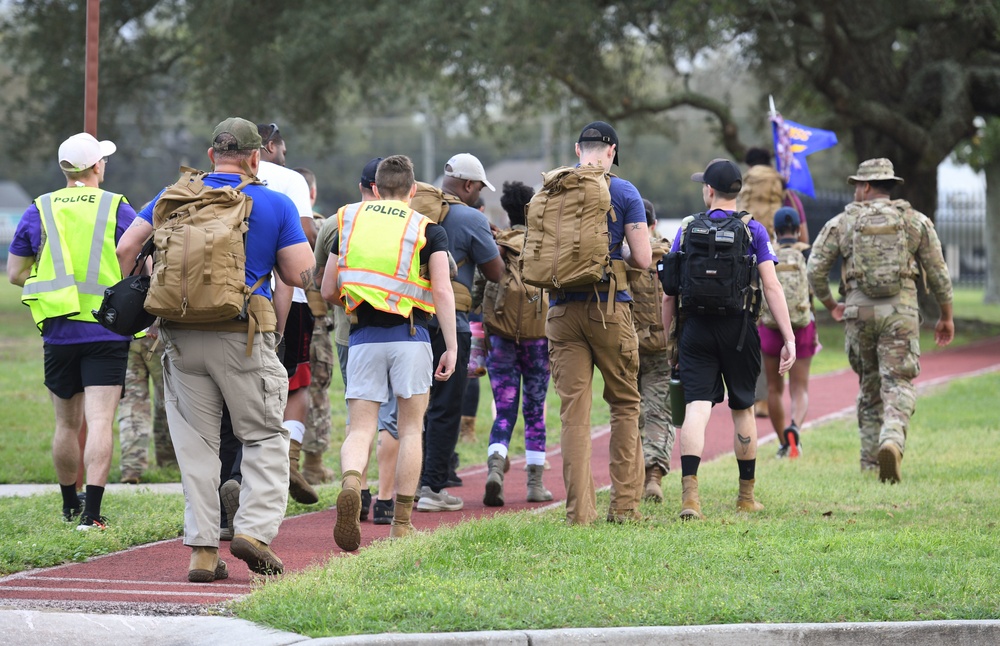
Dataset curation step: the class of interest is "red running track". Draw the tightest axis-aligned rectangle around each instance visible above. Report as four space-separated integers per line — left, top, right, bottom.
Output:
2 336 999 609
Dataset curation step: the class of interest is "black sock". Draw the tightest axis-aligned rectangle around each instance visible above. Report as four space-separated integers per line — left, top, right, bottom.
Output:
681 455 701 477
738 459 756 481
60 483 79 510
84 485 105 518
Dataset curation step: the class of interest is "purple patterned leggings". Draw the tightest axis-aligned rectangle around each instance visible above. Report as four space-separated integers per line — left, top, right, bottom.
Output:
485 335 550 453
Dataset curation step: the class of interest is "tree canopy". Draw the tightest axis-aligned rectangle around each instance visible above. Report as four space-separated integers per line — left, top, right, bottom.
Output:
3 0 1000 215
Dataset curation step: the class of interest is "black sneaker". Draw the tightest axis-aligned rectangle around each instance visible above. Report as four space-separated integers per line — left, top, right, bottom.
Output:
784 425 802 458
63 505 82 522
76 513 108 531
359 489 372 522
445 452 463 487
372 498 394 525
775 444 789 459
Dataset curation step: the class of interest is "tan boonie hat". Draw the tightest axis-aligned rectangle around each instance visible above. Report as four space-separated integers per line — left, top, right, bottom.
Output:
847 158 904 185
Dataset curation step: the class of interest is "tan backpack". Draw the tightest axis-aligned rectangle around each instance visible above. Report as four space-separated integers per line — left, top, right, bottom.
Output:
483 227 547 342
520 164 616 290
842 199 914 298
409 181 464 224
737 165 784 240
627 238 671 354
760 241 812 330
145 168 269 324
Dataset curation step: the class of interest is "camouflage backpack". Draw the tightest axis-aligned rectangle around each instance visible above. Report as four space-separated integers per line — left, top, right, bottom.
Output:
627 237 671 353
520 164 619 291
482 227 547 342
843 199 914 298
760 241 812 330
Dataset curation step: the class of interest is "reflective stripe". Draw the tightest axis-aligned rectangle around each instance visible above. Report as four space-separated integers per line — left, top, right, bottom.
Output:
23 191 115 297
396 211 422 279
339 268 434 303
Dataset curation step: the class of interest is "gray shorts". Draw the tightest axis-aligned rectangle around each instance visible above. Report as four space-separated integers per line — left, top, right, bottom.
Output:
346 340 433 403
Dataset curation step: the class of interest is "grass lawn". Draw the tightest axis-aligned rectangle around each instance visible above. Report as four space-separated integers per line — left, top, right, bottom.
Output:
231 372 1000 636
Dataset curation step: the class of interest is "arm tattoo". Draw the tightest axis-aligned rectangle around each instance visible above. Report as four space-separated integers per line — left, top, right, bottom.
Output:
301 265 318 292
630 223 643 231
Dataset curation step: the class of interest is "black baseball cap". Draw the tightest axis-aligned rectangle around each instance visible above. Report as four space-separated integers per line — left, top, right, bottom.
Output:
578 121 620 166
691 158 743 193
360 157 383 187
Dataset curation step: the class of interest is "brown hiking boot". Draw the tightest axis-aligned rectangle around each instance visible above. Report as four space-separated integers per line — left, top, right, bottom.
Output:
607 509 644 523
288 439 319 505
334 487 362 551
219 478 240 542
230 534 283 575
644 465 664 503
459 415 477 443
526 464 553 502
483 452 506 507
302 451 335 485
877 442 902 484
736 478 765 513
120 470 141 485
188 546 228 583
680 475 704 520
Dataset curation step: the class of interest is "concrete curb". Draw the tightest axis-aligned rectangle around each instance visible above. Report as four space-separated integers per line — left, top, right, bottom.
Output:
0 482 184 498
2 611 999 646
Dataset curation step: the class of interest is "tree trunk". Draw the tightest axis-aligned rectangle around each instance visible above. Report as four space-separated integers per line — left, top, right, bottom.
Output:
984 160 1000 304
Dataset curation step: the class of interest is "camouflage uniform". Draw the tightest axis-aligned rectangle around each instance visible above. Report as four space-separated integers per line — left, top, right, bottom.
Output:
117 335 175 476
304 312 334 454
637 351 675 474
807 163 952 468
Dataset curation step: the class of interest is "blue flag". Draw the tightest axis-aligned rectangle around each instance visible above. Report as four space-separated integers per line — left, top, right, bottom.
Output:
771 116 838 198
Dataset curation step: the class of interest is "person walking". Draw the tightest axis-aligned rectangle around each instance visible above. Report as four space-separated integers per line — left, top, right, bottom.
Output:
661 158 795 520
117 117 315 581
807 158 954 483
321 154 457 550
7 132 135 530
117 334 175 483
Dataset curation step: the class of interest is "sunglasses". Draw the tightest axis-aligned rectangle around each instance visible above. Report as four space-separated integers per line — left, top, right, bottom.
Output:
263 123 280 146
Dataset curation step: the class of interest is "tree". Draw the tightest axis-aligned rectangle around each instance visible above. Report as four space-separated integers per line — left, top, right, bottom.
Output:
4 0 1000 218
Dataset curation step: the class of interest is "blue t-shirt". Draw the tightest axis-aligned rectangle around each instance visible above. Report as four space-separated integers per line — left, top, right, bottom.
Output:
669 209 778 265
139 174 306 300
433 200 499 333
10 196 137 344
551 175 647 305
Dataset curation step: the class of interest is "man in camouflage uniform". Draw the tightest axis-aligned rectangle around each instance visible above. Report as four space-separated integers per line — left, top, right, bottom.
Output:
628 199 675 503
807 158 954 483
117 334 176 483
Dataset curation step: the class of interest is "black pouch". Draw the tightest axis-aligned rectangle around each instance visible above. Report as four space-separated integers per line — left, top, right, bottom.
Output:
92 236 156 336
658 251 682 296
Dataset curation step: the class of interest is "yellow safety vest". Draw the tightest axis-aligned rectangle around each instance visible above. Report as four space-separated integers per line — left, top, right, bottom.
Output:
21 188 125 329
336 200 435 317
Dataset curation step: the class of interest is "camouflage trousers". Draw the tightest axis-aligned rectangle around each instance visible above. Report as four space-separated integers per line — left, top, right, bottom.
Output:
638 350 675 474
117 336 174 473
844 303 921 465
305 317 334 454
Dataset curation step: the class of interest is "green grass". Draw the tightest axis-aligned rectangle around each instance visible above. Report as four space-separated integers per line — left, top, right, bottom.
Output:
231 372 1000 636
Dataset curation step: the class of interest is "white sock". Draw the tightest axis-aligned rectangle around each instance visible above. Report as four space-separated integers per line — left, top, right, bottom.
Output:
282 420 305 444
487 443 508 459
526 450 546 466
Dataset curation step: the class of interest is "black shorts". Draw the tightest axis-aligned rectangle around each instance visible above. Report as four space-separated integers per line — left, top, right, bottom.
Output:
678 315 760 410
43 340 130 400
282 301 315 378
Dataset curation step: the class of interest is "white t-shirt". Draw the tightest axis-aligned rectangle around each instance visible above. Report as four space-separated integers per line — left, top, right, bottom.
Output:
257 160 312 303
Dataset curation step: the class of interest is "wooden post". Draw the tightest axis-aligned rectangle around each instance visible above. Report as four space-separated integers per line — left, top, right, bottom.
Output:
84 0 100 136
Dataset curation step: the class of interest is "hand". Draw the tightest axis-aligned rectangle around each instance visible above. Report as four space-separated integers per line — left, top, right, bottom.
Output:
146 321 160 340
434 349 457 381
935 318 955 347
778 341 796 376
831 302 845 322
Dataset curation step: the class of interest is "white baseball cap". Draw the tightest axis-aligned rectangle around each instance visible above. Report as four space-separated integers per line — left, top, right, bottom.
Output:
58 133 117 172
443 153 495 192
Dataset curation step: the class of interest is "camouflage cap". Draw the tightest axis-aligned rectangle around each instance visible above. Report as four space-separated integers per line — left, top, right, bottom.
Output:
847 158 904 185
212 117 262 151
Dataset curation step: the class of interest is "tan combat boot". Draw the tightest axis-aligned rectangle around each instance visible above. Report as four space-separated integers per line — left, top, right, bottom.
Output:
334 470 363 551
526 464 553 502
644 465 664 503
679 475 704 520
288 439 319 505
302 450 335 485
188 546 228 583
483 452 506 507
230 534 283 575
736 478 765 512
878 442 902 484
459 415 477 442
389 494 415 539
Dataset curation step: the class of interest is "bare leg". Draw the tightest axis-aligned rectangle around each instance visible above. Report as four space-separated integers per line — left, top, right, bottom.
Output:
376 430 399 499
788 356 812 427
763 354 786 435
678 401 713 458
394 393 429 497
732 407 757 461
51 393 85 486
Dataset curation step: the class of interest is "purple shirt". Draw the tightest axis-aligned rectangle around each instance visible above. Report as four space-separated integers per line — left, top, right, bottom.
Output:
9 195 137 344
669 209 778 265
